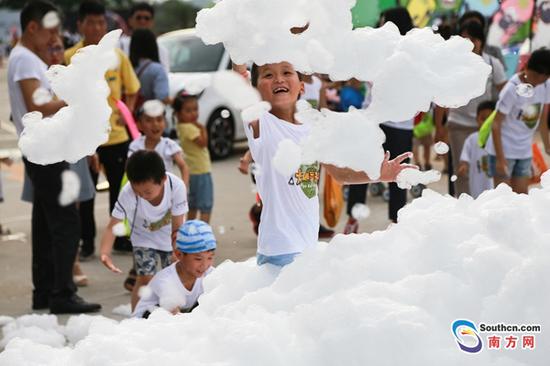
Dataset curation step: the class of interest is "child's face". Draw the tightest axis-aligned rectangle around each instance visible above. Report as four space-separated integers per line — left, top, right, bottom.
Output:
256 62 304 111
477 108 492 128
138 114 166 140
524 69 549 87
130 177 166 203
176 99 199 123
177 250 215 278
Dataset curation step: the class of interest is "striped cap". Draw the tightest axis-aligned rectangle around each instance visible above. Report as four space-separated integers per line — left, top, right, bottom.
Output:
176 220 217 254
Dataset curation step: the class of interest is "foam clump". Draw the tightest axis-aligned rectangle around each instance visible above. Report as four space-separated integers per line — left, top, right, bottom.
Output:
272 138 302 176
1 184 548 365
396 168 441 189
18 30 121 165
58 170 80 206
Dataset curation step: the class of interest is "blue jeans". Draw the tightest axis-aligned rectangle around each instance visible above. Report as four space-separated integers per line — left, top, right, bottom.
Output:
256 252 299 267
488 155 532 179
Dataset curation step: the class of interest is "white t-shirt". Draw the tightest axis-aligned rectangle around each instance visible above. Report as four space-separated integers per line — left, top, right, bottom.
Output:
486 75 550 159
133 263 213 318
448 53 507 128
300 75 322 108
112 172 188 251
128 136 183 173
120 34 170 72
245 112 320 256
460 132 493 199
7 45 50 136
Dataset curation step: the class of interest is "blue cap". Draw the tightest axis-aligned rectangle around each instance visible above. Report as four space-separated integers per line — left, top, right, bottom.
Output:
176 220 217 253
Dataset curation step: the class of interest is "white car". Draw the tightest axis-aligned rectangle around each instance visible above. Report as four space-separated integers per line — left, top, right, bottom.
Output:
158 29 246 160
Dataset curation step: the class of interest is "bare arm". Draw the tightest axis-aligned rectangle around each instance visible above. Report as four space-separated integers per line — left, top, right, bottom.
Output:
192 122 209 148
491 111 508 175
19 78 66 116
238 149 253 175
171 214 185 250
434 105 448 143
124 93 138 113
323 152 416 185
99 217 123 274
173 152 190 187
539 104 550 155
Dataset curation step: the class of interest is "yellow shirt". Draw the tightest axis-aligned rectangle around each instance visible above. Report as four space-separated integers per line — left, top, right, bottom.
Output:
177 123 212 174
64 41 141 146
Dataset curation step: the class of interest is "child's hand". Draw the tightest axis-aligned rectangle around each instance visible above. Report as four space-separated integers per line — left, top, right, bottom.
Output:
379 151 418 182
0 157 13 166
238 157 250 175
496 158 509 177
457 162 468 177
100 253 122 274
232 63 249 79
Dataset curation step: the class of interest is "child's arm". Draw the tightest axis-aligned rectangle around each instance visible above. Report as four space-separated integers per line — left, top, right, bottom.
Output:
99 217 123 274
457 161 469 177
191 123 209 148
434 105 449 143
490 111 508 176
171 214 185 249
539 104 550 155
238 150 253 175
173 152 190 188
324 152 417 184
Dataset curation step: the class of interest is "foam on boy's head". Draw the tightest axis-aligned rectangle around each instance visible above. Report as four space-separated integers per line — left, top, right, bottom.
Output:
176 220 217 254
137 99 165 119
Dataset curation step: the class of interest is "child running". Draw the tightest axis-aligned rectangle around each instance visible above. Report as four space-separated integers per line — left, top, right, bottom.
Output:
487 49 550 194
173 92 214 223
234 61 415 266
457 101 495 198
129 100 189 186
100 150 189 310
133 220 216 318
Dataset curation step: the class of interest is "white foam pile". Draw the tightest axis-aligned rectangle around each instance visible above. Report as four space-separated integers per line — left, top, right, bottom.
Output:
2 177 549 365
18 30 121 165
58 170 80 206
196 0 490 183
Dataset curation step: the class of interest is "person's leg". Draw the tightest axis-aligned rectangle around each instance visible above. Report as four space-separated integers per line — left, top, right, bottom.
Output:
30 195 54 309
488 155 512 189
511 177 529 194
132 247 157 311
97 142 129 213
448 124 477 196
510 158 532 194
422 135 433 170
200 212 211 223
344 184 367 234
188 209 198 220
79 198 96 258
381 126 412 223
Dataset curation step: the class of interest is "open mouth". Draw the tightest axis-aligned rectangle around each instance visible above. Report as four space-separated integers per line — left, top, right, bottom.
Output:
273 87 289 94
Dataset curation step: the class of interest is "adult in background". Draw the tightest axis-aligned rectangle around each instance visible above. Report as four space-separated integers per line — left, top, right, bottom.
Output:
129 28 170 107
7 0 100 313
65 1 140 252
435 21 507 196
120 2 170 71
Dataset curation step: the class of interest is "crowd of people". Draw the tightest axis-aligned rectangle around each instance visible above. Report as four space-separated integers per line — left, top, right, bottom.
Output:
3 0 550 317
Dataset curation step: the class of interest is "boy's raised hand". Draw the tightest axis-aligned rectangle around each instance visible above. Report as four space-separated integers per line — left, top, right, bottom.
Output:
379 151 418 182
100 253 123 274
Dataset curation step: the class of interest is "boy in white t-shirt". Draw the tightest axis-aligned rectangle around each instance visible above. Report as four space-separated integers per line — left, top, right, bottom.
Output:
133 220 215 318
128 100 189 186
487 49 550 194
457 101 495 198
100 150 188 310
234 62 416 267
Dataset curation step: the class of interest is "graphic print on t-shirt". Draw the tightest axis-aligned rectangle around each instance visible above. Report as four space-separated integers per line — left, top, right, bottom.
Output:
477 155 491 178
288 163 320 199
143 210 172 231
519 103 542 129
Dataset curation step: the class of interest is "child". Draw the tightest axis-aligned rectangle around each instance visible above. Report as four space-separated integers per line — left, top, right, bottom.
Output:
487 49 550 194
100 150 189 310
236 61 415 267
457 101 495 198
129 100 189 187
173 93 214 223
133 220 215 318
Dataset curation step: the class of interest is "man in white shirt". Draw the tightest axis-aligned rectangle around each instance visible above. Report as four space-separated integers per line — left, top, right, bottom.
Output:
7 0 100 314
119 2 170 72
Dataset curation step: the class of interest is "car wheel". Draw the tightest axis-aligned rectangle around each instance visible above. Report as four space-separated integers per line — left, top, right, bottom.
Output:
207 109 234 160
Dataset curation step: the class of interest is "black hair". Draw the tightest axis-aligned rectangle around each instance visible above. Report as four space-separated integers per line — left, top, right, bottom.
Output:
130 2 155 17
250 63 304 88
78 0 105 22
129 28 159 68
126 150 166 185
459 21 486 47
477 100 496 115
380 7 413 35
435 23 454 41
459 10 486 29
20 0 58 32
527 48 550 75
172 90 198 113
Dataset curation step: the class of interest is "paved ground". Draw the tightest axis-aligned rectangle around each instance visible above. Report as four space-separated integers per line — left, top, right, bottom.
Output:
0 64 452 322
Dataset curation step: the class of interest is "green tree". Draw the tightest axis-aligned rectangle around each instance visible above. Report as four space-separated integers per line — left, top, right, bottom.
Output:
154 0 198 34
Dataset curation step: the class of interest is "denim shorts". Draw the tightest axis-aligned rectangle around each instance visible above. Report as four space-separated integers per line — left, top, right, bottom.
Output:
189 173 214 212
256 252 299 267
487 155 532 179
133 247 172 276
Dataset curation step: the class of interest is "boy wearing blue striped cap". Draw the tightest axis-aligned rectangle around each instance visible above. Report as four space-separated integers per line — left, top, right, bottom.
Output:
133 220 216 318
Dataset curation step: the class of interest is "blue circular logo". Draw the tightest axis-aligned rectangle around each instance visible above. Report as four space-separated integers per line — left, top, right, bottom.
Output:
452 319 483 353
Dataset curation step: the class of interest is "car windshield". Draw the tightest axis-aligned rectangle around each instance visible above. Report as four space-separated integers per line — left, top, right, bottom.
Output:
160 35 224 73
